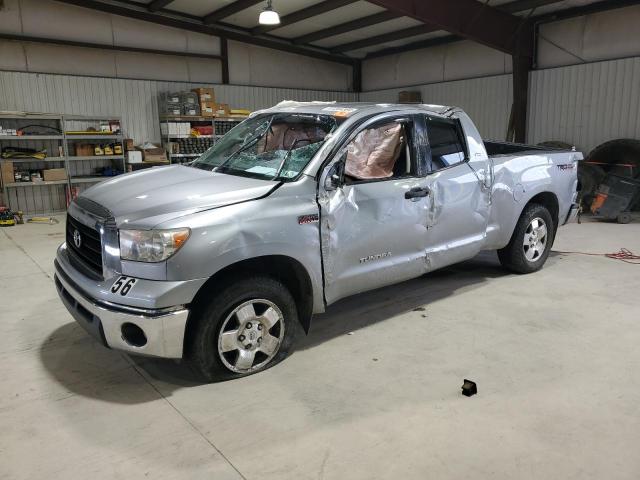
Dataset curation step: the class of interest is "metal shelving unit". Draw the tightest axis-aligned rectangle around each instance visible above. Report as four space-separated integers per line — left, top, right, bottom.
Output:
159 115 215 165
0 113 68 214
0 112 126 214
158 114 247 165
62 115 125 195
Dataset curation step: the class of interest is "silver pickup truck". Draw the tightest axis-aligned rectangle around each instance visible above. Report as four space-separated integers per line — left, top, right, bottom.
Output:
54 102 580 380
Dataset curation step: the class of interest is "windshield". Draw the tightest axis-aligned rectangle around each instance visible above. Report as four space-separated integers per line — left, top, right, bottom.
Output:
191 113 339 181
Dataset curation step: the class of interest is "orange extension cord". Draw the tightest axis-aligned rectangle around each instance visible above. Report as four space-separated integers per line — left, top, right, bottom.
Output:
552 248 640 264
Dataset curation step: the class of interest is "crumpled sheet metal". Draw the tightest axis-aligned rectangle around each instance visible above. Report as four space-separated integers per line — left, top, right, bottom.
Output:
345 123 404 180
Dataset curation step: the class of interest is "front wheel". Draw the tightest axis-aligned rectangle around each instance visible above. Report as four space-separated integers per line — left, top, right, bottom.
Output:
498 203 554 274
186 277 299 382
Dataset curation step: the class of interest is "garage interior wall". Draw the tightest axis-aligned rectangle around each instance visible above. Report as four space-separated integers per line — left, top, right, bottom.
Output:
359 74 513 141
0 70 357 145
0 0 353 90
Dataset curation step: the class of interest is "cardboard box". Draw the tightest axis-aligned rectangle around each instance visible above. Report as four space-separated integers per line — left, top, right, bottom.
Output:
74 144 94 156
192 87 215 103
1 160 14 186
200 101 216 117
215 103 231 116
398 90 422 103
43 168 67 182
140 147 168 163
124 138 135 151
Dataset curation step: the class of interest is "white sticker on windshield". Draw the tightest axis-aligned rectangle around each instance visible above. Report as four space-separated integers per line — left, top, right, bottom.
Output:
246 166 277 175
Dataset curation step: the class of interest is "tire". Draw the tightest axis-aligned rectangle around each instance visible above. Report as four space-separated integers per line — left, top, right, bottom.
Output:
186 276 299 382
498 203 555 274
617 212 632 224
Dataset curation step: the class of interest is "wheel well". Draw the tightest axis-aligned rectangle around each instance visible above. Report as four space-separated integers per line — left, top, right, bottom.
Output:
527 191 559 232
186 255 314 346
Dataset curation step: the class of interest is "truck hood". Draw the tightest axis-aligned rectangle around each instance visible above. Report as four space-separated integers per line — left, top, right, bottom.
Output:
80 165 279 228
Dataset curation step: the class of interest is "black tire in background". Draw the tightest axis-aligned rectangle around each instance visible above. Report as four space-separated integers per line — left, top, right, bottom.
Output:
186 276 300 382
498 203 555 274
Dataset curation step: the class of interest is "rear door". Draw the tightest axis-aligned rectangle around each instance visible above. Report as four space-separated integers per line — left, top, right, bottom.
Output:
319 114 431 304
418 114 491 270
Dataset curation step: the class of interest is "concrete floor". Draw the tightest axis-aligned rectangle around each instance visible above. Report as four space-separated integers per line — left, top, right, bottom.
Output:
1 218 639 480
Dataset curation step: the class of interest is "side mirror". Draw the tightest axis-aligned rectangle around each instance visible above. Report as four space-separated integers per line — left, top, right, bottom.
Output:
324 155 345 191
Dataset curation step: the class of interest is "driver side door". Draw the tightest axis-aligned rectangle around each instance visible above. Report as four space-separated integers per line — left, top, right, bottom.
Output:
319 114 431 305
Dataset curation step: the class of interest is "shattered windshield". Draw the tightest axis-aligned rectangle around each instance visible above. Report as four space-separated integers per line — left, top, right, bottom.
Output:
191 113 339 182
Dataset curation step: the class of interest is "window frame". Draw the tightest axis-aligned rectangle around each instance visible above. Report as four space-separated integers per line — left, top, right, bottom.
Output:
421 115 470 174
338 115 421 186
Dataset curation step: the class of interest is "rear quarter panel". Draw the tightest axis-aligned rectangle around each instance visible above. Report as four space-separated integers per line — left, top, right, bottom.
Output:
485 151 581 249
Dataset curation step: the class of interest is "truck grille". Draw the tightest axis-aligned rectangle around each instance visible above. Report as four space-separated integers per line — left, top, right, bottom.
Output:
66 214 103 278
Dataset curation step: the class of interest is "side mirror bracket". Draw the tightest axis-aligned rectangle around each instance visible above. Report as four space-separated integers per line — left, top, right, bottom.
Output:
324 155 345 191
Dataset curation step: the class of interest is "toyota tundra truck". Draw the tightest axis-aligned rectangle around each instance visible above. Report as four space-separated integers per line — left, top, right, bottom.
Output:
54 102 581 381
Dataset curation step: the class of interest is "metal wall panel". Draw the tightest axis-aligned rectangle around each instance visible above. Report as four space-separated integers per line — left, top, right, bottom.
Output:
359 74 513 141
528 57 640 154
0 71 357 144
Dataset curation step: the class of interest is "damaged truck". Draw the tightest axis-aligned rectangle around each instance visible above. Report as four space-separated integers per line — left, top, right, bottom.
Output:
55 102 581 380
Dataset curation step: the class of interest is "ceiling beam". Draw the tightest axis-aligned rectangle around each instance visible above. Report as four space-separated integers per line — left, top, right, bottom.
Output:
0 32 223 59
251 0 359 35
365 34 462 59
147 0 174 12
332 0 558 53
498 0 563 14
293 10 401 45
331 24 439 53
366 0 533 56
363 0 637 59
53 0 355 65
533 0 640 23
203 0 263 25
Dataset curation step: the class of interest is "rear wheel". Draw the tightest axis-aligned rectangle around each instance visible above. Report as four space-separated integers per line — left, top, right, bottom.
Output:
617 212 632 224
187 277 299 381
498 203 554 274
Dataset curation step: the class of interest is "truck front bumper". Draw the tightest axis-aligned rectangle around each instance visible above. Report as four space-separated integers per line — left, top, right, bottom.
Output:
54 259 190 359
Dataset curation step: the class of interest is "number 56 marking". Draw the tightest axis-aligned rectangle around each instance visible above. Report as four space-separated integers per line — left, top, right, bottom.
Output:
110 276 137 296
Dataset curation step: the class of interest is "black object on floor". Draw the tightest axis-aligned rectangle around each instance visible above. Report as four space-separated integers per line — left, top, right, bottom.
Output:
462 379 477 397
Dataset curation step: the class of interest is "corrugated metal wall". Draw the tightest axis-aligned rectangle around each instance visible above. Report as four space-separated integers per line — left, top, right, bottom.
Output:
528 57 640 154
360 74 513 141
0 71 358 144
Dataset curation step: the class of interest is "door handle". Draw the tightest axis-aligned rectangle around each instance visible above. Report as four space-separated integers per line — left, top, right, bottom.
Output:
405 187 430 199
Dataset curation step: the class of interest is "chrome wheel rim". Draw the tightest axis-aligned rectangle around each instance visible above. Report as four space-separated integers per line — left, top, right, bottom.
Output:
217 299 285 373
523 217 548 262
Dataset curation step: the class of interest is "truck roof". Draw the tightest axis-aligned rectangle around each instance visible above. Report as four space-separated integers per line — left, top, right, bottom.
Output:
255 101 455 119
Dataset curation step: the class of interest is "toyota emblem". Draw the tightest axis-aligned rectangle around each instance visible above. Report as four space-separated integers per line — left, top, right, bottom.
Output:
73 229 82 248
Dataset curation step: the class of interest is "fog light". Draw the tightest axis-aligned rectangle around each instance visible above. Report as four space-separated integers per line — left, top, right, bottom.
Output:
121 323 147 347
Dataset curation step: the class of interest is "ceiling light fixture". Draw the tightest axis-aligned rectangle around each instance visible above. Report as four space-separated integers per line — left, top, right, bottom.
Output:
258 0 280 25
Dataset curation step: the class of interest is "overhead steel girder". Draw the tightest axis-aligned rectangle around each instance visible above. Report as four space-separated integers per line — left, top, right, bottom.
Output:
147 0 173 12
203 0 264 25
366 0 534 56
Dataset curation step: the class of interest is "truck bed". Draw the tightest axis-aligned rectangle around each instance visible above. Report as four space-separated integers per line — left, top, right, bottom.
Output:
484 140 572 157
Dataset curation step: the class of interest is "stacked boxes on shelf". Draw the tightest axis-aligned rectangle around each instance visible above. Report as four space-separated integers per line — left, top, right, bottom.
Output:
159 92 202 117
157 87 250 165
193 88 215 117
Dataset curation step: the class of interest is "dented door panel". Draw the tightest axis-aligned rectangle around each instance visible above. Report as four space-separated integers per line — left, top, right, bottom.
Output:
320 178 430 305
421 165 490 271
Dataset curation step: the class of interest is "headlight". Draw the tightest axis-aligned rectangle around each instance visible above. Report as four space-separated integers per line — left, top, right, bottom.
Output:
119 228 190 263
